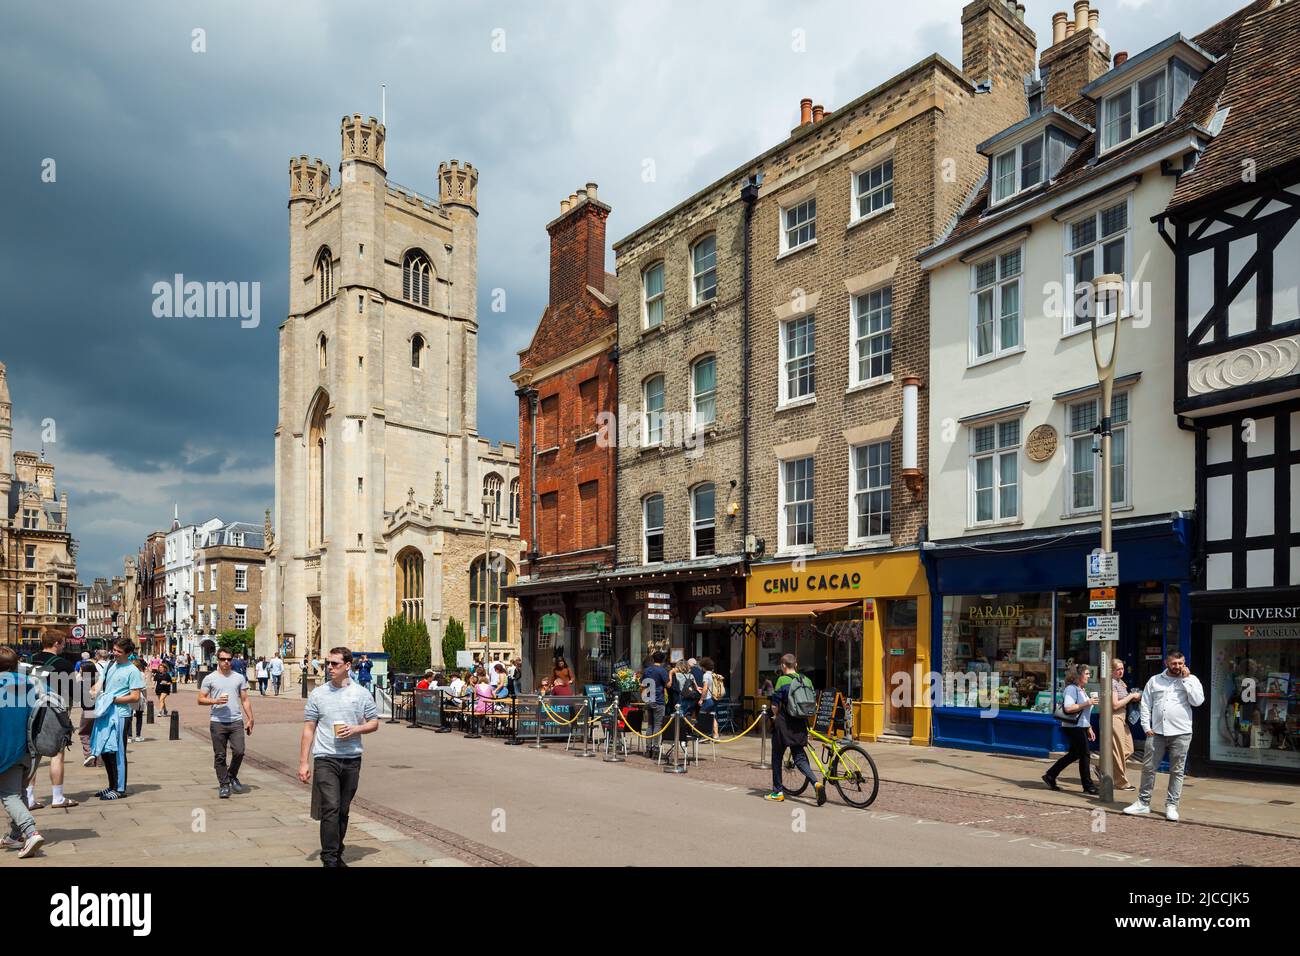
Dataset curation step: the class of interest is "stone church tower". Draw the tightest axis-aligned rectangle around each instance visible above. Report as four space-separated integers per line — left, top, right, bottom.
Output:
260 115 520 663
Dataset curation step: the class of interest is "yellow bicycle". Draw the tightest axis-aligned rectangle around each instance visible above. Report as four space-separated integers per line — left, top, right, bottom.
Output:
783 725 879 808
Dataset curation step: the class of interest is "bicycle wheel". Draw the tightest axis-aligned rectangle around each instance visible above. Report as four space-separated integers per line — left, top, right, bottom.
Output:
782 749 813 796
829 742 879 808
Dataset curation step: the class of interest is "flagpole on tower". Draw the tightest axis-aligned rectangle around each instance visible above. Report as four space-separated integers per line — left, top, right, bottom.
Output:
381 84 386 125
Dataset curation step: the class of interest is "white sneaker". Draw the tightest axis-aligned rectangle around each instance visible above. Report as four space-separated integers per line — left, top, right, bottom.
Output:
1122 801 1151 815
1165 805 1180 822
1 835 22 850
18 832 45 859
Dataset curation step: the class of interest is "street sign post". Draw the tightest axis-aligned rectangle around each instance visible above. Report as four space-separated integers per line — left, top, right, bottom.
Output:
1086 551 1118 588
1089 587 1116 611
1086 614 1119 641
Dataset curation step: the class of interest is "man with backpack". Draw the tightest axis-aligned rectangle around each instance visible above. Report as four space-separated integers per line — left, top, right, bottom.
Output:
765 654 825 805
24 631 78 810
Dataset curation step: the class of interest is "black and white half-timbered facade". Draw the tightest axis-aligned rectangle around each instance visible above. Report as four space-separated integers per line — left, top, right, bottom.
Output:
1161 0 1300 776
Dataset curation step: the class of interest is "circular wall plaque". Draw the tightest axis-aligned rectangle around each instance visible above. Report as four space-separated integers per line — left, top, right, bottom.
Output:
1025 424 1058 462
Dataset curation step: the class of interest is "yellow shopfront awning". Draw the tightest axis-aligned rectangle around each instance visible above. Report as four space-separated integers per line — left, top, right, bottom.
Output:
705 600 859 621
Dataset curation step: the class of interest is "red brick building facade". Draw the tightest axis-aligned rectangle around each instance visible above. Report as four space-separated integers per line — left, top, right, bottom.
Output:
509 184 620 689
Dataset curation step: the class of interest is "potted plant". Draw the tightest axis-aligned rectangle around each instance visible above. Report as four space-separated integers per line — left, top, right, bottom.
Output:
613 666 640 705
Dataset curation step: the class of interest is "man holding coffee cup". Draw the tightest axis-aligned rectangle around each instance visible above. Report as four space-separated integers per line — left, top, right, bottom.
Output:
198 648 255 799
298 646 379 868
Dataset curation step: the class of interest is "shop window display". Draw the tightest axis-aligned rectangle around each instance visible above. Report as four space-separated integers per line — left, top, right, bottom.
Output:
1055 590 1102 705
941 593 1052 709
1210 623 1300 770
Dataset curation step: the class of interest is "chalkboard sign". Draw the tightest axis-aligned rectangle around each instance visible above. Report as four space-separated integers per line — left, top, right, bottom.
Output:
515 695 586 740
583 684 606 699
812 690 843 736
414 689 443 728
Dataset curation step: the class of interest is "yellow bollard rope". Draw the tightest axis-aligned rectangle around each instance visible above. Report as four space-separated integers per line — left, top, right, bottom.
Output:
586 700 618 725
614 714 677 740
681 713 765 743
538 699 589 726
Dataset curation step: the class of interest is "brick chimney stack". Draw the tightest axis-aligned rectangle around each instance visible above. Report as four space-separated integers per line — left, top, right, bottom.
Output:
961 0 1037 90
1039 3 1112 112
547 183 611 310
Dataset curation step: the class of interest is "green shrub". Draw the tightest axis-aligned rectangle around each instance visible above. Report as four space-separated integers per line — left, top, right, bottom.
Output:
442 617 466 671
217 629 254 657
382 615 431 675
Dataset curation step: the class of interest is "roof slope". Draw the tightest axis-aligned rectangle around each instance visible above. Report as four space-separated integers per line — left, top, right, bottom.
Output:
1169 0 1300 210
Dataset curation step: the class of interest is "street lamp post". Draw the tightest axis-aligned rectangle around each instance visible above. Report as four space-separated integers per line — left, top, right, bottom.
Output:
482 493 494 668
1091 273 1124 805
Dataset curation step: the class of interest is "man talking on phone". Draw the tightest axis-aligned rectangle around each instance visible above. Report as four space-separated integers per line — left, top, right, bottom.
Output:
1123 650 1204 822
198 649 254 799
298 646 379 868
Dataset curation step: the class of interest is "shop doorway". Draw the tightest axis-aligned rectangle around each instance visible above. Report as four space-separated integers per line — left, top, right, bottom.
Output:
883 599 918 736
306 597 321 660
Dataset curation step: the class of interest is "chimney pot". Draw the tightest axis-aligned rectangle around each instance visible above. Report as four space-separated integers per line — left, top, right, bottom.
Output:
1114 50 1128 66
1052 11 1067 43
585 182 598 200
800 98 813 125
1088 7 1099 31
560 198 570 213
1066 20 1076 36
576 188 587 202
1017 3 1026 21
812 104 824 122
1074 0 1089 32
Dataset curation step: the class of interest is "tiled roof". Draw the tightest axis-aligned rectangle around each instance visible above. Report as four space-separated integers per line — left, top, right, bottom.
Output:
929 1 1273 254
1168 0 1300 211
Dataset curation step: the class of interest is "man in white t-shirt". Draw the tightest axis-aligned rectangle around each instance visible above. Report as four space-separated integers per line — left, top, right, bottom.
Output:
298 647 379 868
270 655 285 696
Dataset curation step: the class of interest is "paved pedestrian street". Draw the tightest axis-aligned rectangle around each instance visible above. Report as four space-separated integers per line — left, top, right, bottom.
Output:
2 684 468 868
7 682 1294 867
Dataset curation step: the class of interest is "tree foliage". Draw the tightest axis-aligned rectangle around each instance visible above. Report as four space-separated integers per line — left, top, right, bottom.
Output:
382 615 431 675
442 616 466 671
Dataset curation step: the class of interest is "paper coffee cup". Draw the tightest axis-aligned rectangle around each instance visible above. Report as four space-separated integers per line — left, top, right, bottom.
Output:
333 721 348 736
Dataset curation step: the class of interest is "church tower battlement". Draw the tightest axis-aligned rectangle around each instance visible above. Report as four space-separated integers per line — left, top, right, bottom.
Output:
438 160 477 211
288 155 331 204
340 113 386 173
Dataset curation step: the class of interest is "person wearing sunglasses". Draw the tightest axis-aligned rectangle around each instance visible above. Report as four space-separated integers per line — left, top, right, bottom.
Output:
298 646 379 868
198 649 254 799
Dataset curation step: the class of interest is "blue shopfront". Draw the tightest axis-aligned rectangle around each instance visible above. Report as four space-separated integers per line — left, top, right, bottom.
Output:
921 514 1193 758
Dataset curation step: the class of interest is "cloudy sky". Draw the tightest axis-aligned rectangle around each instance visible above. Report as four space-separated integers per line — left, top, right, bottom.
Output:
0 0 1239 581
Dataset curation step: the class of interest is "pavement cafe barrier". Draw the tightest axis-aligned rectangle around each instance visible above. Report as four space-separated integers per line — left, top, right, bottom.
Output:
410 688 446 731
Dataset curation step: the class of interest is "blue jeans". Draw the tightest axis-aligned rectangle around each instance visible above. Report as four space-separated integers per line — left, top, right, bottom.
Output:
772 743 817 794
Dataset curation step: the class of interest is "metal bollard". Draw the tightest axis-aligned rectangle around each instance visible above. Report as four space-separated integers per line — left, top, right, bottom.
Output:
664 706 687 774
388 684 402 725
750 705 771 769
575 701 596 757
603 699 624 762
146 700 155 724
529 696 547 749
168 710 180 741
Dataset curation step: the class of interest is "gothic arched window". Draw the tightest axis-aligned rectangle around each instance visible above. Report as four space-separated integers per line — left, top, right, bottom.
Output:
483 473 503 520
508 478 520 524
403 251 432 307
315 248 333 304
411 334 425 369
318 333 327 370
470 555 511 650
397 548 424 621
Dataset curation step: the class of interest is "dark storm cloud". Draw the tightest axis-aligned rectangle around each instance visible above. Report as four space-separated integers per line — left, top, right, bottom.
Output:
0 0 1245 581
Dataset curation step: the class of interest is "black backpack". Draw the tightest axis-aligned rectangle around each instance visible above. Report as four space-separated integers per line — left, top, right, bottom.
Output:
679 674 701 705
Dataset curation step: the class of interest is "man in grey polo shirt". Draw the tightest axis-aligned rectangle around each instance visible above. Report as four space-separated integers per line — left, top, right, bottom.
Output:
298 646 379 868
198 650 254 799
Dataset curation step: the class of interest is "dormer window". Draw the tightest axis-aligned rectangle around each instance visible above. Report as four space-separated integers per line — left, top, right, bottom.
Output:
991 136 1043 205
1101 70 1166 151
1085 37 1210 154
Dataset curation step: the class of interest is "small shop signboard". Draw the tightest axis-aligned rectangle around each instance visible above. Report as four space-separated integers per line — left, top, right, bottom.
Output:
1086 614 1120 641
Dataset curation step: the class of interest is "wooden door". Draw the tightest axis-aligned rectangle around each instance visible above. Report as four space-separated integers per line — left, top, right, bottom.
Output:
883 623 916 735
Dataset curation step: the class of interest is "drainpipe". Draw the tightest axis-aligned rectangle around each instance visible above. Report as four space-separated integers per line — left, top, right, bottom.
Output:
515 385 539 569
740 172 763 554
